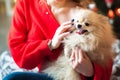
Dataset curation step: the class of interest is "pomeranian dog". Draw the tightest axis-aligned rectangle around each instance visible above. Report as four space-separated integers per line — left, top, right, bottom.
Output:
43 9 116 80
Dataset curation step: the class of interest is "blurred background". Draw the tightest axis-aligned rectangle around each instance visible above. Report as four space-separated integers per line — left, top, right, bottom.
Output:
0 0 16 54
0 0 120 54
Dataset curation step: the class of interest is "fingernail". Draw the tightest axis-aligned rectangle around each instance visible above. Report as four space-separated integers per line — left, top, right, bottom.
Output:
69 31 73 33
71 23 74 26
71 19 74 26
71 19 74 22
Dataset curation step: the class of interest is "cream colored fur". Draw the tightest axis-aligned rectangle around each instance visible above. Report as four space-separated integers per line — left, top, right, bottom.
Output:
43 9 116 80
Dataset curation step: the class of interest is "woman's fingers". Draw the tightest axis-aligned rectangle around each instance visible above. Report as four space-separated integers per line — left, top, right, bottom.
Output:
59 32 70 39
51 20 75 49
70 48 75 61
78 48 85 63
70 47 79 69
79 49 90 61
70 47 86 68
70 48 76 67
75 47 78 63
69 47 93 76
57 20 74 33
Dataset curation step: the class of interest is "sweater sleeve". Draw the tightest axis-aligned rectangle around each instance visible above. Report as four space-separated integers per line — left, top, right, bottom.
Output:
92 60 113 80
8 0 62 70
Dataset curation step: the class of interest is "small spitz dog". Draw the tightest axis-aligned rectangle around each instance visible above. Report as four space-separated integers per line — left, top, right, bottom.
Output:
43 9 116 80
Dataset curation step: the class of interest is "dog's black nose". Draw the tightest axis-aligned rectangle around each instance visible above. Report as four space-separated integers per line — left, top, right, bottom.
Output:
77 24 82 29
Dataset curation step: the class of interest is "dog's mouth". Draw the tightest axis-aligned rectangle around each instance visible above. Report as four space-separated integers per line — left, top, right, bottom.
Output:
76 29 88 35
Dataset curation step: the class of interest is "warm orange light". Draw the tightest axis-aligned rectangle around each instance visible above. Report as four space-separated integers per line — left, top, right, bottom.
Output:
92 7 98 12
108 9 114 19
116 8 120 16
89 3 98 12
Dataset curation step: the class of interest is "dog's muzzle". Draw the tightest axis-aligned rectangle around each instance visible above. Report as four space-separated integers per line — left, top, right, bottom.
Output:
76 29 88 35
76 24 88 35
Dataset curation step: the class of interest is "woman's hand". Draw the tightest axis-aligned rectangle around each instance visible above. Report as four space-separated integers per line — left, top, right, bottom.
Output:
70 47 94 77
51 21 74 50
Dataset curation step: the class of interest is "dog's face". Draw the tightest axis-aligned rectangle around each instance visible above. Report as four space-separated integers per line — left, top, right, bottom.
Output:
64 9 111 52
72 9 108 36
73 18 94 35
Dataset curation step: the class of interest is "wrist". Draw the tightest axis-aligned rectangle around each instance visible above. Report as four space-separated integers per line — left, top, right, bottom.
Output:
48 40 53 51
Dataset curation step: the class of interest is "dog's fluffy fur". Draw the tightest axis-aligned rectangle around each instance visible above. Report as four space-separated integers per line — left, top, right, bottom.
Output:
43 9 116 80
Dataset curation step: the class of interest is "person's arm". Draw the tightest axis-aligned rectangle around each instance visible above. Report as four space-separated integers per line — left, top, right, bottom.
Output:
8 0 62 70
70 48 94 77
80 60 113 80
70 47 113 80
82 60 113 80
92 60 113 80
8 0 74 70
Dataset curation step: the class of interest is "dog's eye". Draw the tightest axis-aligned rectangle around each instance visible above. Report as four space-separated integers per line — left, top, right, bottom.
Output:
85 22 90 26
